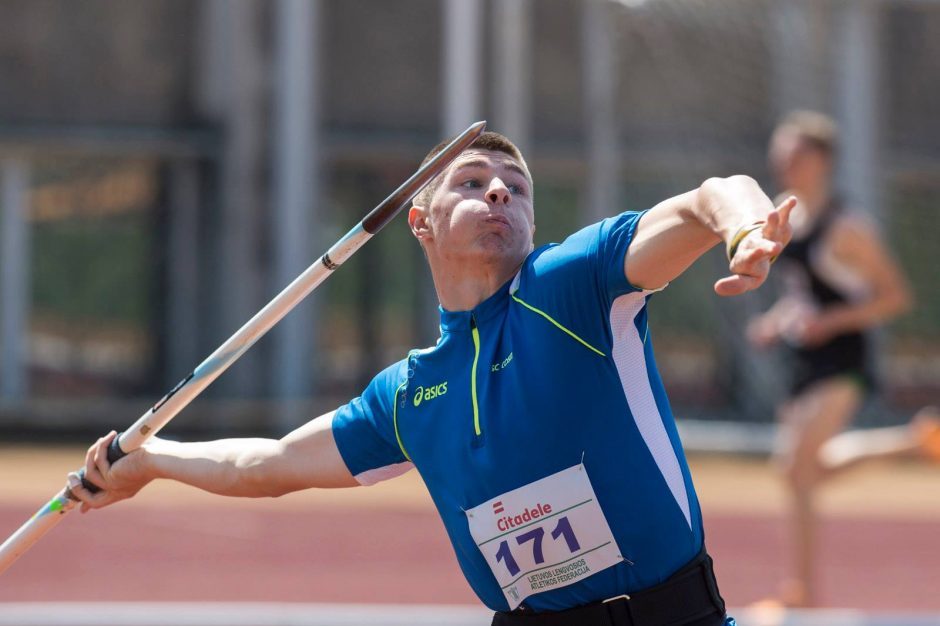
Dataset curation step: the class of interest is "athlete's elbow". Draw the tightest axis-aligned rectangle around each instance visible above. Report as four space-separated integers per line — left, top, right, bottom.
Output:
257 482 296 499
694 176 758 219
699 175 760 199
240 467 296 498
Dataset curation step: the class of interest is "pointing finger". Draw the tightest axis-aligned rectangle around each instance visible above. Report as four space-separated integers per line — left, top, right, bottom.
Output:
762 196 796 244
767 195 796 237
776 195 797 223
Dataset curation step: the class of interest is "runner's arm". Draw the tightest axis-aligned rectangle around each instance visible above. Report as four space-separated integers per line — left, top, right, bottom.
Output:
746 295 807 348
68 411 358 512
799 215 913 344
625 175 794 295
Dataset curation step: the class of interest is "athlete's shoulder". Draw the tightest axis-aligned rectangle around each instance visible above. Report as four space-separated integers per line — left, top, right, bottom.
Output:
530 211 646 262
522 211 647 291
826 210 883 256
829 209 878 237
369 340 448 391
364 356 411 401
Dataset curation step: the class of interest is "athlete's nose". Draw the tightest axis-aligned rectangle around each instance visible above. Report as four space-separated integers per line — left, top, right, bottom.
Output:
486 178 511 205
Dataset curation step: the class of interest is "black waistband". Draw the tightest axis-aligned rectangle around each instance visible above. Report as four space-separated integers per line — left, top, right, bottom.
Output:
492 549 726 626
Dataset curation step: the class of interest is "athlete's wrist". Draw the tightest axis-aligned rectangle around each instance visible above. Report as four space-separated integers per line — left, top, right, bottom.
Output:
139 438 176 481
726 221 766 261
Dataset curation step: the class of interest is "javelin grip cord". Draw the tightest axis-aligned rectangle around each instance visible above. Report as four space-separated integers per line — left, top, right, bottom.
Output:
79 435 129 494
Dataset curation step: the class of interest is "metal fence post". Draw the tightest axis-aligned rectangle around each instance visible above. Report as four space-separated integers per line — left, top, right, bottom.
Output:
272 0 320 428
1 159 31 401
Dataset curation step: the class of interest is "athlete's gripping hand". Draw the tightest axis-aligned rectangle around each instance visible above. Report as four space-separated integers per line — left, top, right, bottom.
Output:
714 195 796 297
67 431 154 513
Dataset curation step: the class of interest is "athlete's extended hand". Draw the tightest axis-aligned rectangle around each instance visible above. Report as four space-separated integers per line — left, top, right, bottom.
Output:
714 195 796 297
66 431 153 513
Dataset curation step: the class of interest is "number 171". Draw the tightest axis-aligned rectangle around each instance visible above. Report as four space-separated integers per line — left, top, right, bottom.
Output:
494 516 580 577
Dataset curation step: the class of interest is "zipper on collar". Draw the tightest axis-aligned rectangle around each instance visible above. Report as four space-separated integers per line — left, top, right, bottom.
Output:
470 315 482 439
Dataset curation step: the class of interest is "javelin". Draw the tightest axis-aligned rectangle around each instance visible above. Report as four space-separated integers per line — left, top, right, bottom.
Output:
0 120 486 575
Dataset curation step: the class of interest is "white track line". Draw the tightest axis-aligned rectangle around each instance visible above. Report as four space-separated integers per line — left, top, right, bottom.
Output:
0 603 489 626
1 604 939 626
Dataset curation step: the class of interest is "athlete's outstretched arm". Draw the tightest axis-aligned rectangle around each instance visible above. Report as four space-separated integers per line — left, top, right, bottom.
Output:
625 175 795 294
67 411 359 513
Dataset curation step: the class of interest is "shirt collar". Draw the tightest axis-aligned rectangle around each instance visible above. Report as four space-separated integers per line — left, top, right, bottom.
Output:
438 273 517 332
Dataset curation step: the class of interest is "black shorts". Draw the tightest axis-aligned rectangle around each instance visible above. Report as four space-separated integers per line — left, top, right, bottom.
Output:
788 331 875 397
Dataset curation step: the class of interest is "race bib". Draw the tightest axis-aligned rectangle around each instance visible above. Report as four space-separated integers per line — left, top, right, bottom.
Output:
466 464 623 609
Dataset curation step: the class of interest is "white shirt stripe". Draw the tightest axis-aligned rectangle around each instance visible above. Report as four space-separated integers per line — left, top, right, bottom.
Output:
354 461 415 486
609 292 692 529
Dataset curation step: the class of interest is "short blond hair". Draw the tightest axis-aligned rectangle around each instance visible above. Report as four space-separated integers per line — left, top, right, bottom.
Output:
776 110 838 157
413 131 531 208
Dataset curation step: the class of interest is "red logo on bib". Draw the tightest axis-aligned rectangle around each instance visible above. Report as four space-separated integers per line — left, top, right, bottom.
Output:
496 503 553 531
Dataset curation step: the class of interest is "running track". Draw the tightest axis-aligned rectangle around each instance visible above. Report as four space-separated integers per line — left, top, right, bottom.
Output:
1 449 937 611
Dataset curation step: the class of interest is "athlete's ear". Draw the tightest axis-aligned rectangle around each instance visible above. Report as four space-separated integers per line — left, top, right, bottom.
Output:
409 205 432 242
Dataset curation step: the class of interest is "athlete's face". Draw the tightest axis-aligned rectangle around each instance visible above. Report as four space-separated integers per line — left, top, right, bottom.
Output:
411 149 535 267
769 128 832 193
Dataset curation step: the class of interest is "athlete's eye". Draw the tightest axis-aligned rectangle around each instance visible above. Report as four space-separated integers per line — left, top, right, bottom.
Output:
508 183 525 195
461 179 482 189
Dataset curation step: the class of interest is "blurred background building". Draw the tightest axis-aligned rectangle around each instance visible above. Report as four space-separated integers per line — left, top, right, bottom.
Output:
0 0 937 441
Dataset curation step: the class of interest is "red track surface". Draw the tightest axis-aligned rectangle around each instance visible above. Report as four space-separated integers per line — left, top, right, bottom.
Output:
1 503 937 611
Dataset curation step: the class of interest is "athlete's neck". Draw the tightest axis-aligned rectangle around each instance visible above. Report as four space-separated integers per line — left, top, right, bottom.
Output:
429 255 524 312
790 181 832 218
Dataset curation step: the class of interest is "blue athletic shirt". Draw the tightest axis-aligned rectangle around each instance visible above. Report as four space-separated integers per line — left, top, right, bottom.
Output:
332 210 705 612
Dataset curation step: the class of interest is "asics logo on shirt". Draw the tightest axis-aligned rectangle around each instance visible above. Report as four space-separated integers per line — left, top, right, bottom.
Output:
413 382 448 407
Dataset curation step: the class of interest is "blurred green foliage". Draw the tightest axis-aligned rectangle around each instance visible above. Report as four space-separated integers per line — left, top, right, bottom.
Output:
31 212 153 326
888 185 940 340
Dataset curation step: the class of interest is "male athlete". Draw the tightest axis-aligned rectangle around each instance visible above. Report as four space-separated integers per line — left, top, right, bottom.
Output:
748 111 939 607
70 131 793 626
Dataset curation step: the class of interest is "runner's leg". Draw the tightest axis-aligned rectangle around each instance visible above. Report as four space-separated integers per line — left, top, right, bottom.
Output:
774 377 862 607
820 405 940 473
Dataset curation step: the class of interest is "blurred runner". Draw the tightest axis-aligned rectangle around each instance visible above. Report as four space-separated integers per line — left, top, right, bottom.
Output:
748 110 940 607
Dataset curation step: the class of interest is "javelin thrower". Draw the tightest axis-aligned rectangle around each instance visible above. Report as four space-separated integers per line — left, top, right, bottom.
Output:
31 124 792 626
